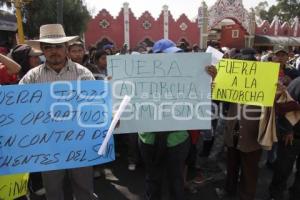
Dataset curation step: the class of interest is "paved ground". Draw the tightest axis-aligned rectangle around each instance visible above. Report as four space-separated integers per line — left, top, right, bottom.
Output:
92 146 295 200
27 142 296 200
92 151 277 200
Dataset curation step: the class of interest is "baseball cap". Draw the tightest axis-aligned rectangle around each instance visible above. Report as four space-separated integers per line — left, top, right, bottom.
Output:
152 39 183 53
103 44 114 50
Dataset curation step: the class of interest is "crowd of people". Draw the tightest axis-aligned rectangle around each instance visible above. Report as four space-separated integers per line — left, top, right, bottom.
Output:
1 23 300 200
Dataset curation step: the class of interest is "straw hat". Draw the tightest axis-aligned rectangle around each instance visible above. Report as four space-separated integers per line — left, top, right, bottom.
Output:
29 24 79 44
25 40 43 54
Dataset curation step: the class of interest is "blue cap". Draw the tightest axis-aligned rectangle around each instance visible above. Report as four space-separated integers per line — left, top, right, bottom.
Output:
103 44 114 50
152 39 183 53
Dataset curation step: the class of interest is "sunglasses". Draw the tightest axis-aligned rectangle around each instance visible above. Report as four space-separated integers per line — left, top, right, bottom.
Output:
42 44 65 50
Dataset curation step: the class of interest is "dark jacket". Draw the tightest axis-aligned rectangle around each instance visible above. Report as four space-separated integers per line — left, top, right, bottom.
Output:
285 77 300 138
224 103 262 152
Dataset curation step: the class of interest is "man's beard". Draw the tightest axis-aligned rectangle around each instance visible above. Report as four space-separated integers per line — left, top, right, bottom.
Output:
48 55 64 65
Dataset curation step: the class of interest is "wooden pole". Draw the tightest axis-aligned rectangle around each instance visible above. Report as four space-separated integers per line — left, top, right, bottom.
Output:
14 0 25 44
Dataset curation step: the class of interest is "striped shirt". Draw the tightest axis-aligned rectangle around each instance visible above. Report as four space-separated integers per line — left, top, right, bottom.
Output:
19 59 95 84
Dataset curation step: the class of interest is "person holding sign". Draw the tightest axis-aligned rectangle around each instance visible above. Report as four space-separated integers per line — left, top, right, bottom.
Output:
214 48 280 200
138 39 216 200
19 24 98 200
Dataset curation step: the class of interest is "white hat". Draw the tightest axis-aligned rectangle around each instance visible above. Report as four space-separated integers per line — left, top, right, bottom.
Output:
29 24 79 44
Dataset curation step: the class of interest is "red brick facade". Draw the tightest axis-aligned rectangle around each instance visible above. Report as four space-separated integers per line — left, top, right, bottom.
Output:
84 2 300 50
219 24 247 49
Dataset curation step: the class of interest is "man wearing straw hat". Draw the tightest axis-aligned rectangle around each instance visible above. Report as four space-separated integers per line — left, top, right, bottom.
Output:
19 24 98 200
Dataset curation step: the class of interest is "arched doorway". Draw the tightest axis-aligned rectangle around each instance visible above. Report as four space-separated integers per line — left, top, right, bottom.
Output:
198 0 255 49
208 18 247 49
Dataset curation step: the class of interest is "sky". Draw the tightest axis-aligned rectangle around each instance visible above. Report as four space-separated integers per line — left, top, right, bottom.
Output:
85 0 277 20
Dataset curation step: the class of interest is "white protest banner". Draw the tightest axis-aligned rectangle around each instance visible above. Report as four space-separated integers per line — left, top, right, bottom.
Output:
107 53 212 133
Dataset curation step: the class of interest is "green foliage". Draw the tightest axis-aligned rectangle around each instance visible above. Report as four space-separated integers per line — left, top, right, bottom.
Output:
260 5 280 22
276 0 300 21
22 0 91 38
256 0 300 22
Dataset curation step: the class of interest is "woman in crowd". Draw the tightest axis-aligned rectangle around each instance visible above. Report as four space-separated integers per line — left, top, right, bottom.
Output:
10 44 42 79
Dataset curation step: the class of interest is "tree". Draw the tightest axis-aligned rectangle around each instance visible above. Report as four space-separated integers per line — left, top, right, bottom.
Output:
0 0 12 8
254 0 269 22
260 5 280 22
256 0 300 22
276 0 300 21
21 0 91 38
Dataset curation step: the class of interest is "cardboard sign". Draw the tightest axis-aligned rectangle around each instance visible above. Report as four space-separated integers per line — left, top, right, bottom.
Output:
0 81 114 175
212 59 280 106
0 174 29 200
108 53 212 133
